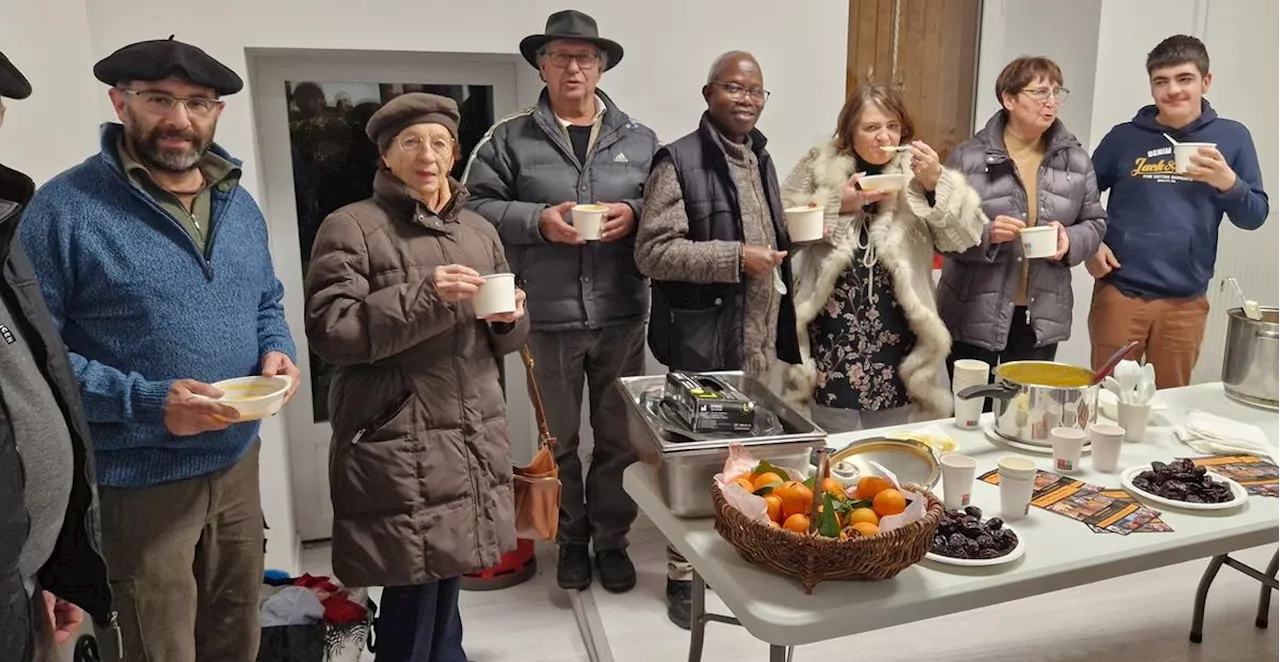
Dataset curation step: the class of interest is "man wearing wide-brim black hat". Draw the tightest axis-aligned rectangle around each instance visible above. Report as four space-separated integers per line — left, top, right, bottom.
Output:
17 36 299 662
463 9 658 597
0 48 116 662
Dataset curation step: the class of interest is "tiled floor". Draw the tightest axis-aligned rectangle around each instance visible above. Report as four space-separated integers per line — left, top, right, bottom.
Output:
300 516 1278 662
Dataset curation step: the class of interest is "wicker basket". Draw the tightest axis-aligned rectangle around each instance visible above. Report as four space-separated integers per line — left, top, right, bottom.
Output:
711 483 944 593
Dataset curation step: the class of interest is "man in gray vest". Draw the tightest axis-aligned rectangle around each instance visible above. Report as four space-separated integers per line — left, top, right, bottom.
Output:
0 50 115 661
635 50 800 627
464 9 659 593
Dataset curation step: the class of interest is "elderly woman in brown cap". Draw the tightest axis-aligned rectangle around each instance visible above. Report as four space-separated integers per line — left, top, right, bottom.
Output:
305 92 529 662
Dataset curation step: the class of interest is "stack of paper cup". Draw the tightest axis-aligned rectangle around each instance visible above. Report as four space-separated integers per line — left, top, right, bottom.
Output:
1088 423 1125 473
940 453 978 509
1050 427 1087 473
998 456 1037 521
951 359 990 429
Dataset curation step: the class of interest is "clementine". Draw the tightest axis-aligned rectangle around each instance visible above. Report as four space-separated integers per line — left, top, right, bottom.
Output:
782 513 811 534
762 494 784 523
753 472 785 491
848 507 880 526
820 477 847 499
873 488 907 517
729 476 755 493
775 481 815 519
856 475 893 500
851 521 880 537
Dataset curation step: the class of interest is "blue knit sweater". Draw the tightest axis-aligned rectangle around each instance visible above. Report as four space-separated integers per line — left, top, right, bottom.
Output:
19 124 296 488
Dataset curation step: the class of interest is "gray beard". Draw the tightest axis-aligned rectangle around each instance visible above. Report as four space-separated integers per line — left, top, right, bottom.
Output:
124 126 207 174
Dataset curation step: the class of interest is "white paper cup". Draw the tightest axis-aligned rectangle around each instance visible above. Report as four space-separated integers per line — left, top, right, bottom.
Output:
473 273 516 319
1174 142 1216 174
953 393 984 430
952 359 990 388
784 206 824 242
1116 402 1151 442
999 476 1035 521
1050 427 1087 473
571 204 607 240
940 453 978 509
1020 225 1058 259
997 456 1037 481
1088 423 1125 473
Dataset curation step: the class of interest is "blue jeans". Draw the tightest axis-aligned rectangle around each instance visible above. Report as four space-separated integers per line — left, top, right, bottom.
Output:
374 577 465 662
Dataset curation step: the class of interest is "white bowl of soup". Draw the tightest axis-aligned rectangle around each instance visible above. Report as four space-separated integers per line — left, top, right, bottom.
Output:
203 375 292 422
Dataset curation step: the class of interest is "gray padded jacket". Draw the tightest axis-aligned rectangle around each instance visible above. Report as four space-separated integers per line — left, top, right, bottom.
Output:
462 89 659 331
937 111 1106 351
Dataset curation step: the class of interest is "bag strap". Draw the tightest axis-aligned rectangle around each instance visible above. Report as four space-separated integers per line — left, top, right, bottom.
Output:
520 346 555 449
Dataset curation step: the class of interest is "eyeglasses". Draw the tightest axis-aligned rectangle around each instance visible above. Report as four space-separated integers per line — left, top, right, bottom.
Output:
120 89 224 117
398 134 454 157
709 81 770 103
543 51 601 70
1021 87 1070 104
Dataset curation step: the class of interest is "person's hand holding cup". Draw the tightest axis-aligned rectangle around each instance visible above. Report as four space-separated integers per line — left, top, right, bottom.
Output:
433 264 486 302
989 215 1026 244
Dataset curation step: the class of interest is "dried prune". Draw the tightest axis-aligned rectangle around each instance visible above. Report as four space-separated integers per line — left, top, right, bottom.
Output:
933 535 947 549
976 534 995 549
977 548 1002 560
962 522 984 539
1151 461 1168 472
964 506 983 519
948 533 968 548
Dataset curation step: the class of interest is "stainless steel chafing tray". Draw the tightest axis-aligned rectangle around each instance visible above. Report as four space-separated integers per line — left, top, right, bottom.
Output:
617 371 827 518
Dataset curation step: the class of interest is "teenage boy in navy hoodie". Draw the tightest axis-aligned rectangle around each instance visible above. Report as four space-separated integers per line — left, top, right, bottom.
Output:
1087 35 1268 388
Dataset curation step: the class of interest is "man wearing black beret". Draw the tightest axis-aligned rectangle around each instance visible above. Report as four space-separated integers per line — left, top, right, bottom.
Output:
0 49 115 662
19 37 298 662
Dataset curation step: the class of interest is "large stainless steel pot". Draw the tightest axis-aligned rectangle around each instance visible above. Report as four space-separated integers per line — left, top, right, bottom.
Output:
957 361 1098 447
617 371 826 517
1222 306 1279 410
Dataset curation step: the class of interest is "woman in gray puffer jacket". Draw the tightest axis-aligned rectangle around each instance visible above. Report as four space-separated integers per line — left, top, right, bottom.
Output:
938 56 1106 376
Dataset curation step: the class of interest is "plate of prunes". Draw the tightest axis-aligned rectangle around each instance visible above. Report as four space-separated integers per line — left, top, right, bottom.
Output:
1121 459 1248 511
925 506 1025 567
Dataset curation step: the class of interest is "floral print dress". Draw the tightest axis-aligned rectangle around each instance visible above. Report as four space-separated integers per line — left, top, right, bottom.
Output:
810 222 916 412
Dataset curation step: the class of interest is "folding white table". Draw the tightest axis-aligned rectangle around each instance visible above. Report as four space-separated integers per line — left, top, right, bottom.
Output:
623 382 1280 661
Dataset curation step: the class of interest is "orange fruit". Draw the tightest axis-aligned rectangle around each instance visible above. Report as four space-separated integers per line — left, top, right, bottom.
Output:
820 477 847 499
856 475 894 500
753 472 785 491
729 477 755 493
873 488 907 517
776 481 815 519
852 521 880 537
768 519 782 529
762 494 784 523
848 507 880 526
783 513 811 534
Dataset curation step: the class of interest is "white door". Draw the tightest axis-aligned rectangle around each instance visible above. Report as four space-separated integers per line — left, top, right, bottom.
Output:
250 53 528 542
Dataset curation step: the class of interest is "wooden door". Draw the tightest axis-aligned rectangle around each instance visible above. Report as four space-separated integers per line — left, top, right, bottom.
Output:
847 0 982 162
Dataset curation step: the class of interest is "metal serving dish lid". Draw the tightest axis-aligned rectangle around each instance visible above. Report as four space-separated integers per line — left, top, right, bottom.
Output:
828 436 941 489
617 371 826 455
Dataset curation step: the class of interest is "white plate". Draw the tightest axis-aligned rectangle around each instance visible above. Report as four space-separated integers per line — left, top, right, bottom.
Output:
982 423 1090 456
925 523 1026 567
1120 465 1249 511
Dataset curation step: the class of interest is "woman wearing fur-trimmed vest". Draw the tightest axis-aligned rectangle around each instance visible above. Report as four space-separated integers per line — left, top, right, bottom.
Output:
780 84 987 432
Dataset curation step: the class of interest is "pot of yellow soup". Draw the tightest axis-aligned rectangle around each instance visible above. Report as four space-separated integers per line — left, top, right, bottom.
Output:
956 361 1096 447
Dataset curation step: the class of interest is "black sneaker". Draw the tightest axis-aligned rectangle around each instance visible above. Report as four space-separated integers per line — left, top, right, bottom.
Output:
666 578 692 629
595 548 637 593
557 544 592 590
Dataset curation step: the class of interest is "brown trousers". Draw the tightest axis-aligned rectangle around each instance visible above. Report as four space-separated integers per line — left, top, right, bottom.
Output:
1088 282 1210 389
99 444 263 662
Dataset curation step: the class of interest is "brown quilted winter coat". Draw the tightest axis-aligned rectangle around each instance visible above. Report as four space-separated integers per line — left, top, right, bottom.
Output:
305 170 528 586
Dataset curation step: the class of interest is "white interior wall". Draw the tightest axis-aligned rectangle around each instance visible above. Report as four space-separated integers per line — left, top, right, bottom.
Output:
976 0 1278 374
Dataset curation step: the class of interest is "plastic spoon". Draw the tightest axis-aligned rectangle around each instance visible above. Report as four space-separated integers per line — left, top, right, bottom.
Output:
1163 133 1179 146
1221 277 1262 320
